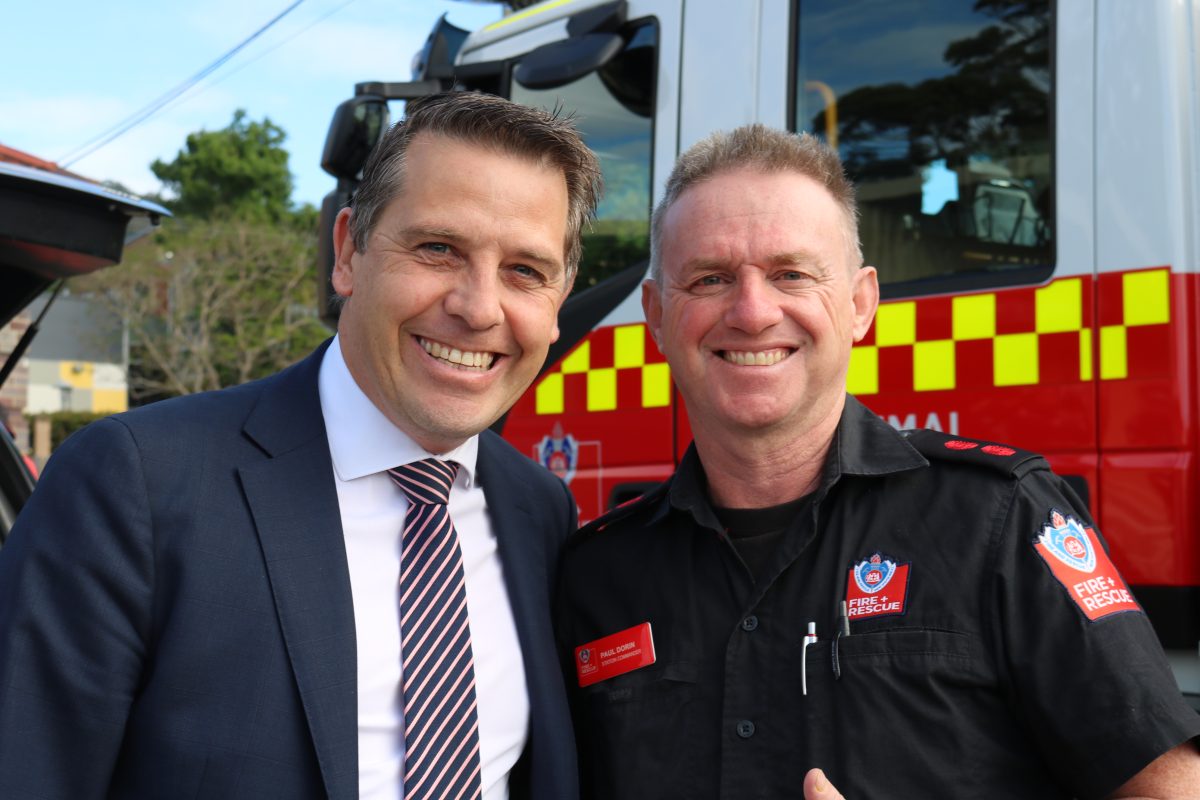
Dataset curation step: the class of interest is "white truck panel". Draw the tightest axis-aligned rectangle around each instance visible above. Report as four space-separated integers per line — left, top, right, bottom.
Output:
1052 0 1095 279
755 0 791 131
677 1 766 152
1095 0 1196 273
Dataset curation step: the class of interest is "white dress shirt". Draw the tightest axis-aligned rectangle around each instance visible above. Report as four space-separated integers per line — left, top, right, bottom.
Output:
318 336 530 800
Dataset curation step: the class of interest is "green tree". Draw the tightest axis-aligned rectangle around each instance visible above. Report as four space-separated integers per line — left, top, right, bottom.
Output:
79 111 328 402
151 110 296 223
82 219 328 400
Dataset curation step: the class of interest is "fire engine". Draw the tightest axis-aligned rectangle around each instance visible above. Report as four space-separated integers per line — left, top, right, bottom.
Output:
317 0 1200 702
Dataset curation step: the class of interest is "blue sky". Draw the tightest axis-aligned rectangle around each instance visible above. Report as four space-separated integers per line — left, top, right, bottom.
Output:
1 0 502 208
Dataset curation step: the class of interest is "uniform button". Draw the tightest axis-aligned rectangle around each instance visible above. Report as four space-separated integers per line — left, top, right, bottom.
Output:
741 615 758 632
736 720 755 738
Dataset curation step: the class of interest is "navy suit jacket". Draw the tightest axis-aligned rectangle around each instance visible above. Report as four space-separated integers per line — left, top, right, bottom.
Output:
0 342 579 799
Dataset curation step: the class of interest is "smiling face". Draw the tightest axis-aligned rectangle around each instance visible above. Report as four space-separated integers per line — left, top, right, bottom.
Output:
643 167 878 448
332 132 570 454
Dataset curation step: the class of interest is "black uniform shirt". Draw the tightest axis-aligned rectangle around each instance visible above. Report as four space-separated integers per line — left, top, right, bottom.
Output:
555 397 1200 800
715 495 812 583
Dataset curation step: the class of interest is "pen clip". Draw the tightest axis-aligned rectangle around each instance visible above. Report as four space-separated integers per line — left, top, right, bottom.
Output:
801 622 818 695
833 600 850 680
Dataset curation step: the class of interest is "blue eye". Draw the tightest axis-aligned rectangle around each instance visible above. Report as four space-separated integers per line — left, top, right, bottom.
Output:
510 264 550 285
421 242 451 254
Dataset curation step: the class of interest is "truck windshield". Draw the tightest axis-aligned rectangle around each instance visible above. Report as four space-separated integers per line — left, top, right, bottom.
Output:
511 22 658 291
793 0 1053 295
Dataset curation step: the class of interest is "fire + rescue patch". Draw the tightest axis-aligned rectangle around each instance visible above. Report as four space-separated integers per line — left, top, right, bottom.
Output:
1033 509 1140 621
845 552 910 621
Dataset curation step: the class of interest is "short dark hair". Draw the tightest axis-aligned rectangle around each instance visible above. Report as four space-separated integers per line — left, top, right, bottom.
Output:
349 91 603 284
649 124 861 282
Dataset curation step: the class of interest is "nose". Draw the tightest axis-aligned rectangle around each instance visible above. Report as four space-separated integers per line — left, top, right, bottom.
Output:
723 269 783 333
444 265 505 330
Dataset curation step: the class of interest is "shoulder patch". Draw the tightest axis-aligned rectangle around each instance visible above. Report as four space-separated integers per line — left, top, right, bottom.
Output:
1033 508 1141 621
902 428 1046 477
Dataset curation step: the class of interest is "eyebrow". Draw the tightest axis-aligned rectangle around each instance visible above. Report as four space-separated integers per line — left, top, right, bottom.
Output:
679 251 825 272
767 251 823 268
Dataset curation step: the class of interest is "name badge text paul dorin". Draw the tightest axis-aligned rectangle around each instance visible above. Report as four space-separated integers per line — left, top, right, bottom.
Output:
575 622 656 687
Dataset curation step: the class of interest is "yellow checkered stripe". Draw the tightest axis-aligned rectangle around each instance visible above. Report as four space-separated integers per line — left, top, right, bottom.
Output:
535 324 672 414
534 271 1171 412
1096 269 1171 379
847 270 1171 395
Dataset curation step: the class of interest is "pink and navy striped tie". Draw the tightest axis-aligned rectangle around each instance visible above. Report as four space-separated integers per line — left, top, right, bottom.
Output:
388 459 484 800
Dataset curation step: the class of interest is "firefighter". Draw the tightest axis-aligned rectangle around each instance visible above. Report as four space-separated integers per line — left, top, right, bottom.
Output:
555 124 1200 799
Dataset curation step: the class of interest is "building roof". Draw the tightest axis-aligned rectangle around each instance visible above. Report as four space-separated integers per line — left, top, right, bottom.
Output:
0 143 84 179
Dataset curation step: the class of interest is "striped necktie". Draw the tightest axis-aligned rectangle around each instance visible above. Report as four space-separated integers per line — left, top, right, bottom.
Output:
388 459 484 800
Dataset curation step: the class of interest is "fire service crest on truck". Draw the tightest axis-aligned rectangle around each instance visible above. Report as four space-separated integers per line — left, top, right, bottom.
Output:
537 422 578 485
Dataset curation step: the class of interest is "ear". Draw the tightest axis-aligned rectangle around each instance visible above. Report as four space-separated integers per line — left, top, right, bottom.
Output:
549 274 575 345
641 279 664 350
850 265 880 342
331 207 358 298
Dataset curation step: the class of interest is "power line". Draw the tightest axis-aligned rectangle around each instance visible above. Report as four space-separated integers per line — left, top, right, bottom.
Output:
150 0 360 121
60 0 308 168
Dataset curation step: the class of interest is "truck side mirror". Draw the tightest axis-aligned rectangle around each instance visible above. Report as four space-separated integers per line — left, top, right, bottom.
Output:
320 96 390 181
513 32 625 90
514 0 627 90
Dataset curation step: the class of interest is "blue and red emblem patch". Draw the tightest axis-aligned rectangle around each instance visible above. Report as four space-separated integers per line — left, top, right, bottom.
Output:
1033 509 1140 621
845 552 910 621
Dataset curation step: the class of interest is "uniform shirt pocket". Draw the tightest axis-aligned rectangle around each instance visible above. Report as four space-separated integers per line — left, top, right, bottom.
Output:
577 661 706 799
804 627 1003 798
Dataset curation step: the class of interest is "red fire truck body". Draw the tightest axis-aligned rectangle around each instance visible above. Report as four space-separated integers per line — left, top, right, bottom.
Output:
509 268 1194 593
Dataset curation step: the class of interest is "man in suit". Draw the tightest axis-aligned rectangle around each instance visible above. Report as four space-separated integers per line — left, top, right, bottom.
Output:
0 91 601 800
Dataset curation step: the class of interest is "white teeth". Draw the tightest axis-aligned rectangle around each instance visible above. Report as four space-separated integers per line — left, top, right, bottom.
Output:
722 349 789 366
420 338 495 370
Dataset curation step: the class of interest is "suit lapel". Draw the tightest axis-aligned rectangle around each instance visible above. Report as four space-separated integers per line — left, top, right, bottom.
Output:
476 434 552 699
475 438 559 719
238 342 359 800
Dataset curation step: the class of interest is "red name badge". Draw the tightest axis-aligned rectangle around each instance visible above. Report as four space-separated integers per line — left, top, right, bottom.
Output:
574 622 656 687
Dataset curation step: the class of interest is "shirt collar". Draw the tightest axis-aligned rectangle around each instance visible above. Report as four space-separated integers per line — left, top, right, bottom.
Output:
656 395 927 527
318 334 479 487
658 441 719 529
823 395 928 484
